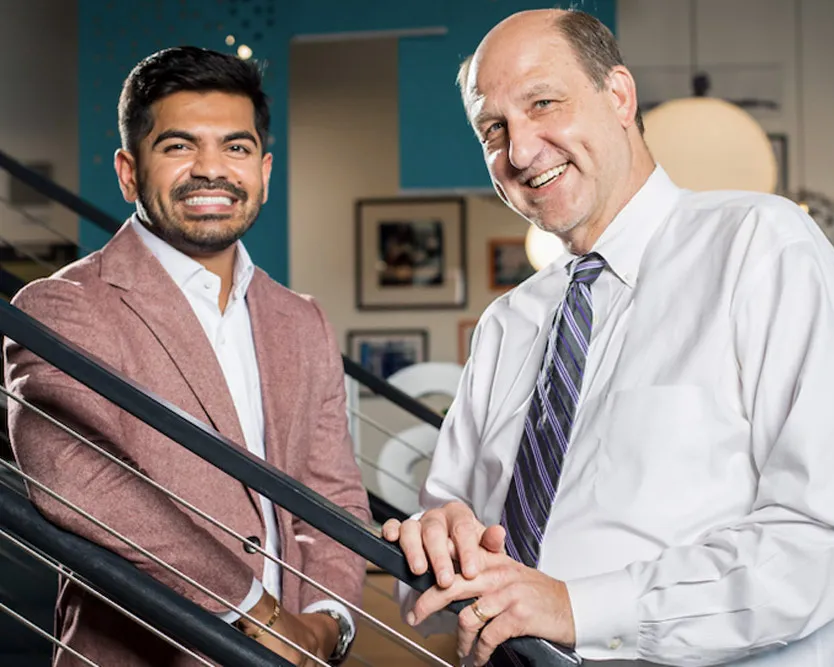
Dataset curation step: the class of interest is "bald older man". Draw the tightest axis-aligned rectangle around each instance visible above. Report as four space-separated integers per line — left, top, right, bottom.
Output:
384 8 834 667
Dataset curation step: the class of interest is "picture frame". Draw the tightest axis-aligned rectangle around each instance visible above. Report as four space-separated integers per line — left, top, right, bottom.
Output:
346 329 429 395
488 238 536 291
768 133 788 195
355 197 467 310
458 319 479 366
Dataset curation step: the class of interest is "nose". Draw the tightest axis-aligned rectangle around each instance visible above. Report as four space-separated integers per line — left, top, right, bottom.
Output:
507 118 543 172
190 146 229 182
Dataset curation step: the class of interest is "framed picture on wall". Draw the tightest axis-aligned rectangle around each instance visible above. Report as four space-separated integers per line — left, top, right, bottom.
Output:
355 197 467 310
768 133 788 194
488 238 536 291
458 318 479 366
347 329 429 395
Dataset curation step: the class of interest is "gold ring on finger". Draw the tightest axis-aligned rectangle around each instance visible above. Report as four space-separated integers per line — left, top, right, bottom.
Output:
471 599 491 624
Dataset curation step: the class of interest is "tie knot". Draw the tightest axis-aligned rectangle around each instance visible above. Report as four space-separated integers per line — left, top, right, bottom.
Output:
569 252 606 285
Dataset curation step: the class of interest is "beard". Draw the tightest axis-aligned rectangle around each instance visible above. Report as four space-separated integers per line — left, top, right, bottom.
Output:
136 175 263 255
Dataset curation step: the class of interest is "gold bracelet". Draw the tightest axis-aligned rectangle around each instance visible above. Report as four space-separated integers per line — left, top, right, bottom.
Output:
245 597 281 640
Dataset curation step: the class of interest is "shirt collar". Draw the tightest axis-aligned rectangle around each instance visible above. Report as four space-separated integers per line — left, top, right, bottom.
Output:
130 215 255 299
557 165 682 288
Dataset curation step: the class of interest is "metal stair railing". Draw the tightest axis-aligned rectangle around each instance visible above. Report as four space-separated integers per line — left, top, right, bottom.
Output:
0 256 580 667
0 471 290 667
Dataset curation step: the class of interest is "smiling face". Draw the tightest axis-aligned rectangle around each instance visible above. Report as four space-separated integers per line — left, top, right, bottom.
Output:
464 11 642 248
115 90 272 257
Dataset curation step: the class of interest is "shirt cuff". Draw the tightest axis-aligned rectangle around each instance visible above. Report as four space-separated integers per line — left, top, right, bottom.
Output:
564 569 640 660
217 577 264 624
303 599 357 644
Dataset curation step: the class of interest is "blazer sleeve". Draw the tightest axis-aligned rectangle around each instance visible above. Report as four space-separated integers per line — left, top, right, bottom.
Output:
292 298 370 611
4 279 255 614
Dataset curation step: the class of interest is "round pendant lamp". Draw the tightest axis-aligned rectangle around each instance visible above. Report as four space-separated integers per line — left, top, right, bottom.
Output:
643 94 777 193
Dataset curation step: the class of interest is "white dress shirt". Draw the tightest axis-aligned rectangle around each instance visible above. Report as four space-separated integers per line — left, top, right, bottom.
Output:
405 167 834 666
132 218 354 638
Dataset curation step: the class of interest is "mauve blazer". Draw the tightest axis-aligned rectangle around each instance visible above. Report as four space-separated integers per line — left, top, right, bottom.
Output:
4 222 370 666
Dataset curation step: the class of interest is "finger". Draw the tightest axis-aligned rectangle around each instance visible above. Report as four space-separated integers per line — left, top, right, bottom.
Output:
457 599 500 660
399 518 429 575
411 569 497 626
480 524 506 554
472 605 524 667
422 511 457 587
381 518 401 542
446 502 485 579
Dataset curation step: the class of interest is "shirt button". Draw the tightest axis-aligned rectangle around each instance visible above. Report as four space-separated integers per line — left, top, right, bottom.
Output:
203 282 212 290
608 637 623 650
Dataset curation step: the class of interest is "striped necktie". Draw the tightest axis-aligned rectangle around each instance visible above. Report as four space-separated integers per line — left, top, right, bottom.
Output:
500 252 606 568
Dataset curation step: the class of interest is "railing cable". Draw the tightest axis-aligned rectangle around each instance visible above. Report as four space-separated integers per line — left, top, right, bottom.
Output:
0 458 328 667
0 386 451 667
0 600 100 667
348 406 432 462
0 520 214 667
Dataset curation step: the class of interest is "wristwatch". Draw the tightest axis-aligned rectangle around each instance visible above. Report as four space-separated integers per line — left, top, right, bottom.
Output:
314 608 353 665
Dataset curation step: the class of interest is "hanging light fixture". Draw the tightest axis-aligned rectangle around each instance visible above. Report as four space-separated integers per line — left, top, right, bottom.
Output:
525 224 565 271
643 0 777 193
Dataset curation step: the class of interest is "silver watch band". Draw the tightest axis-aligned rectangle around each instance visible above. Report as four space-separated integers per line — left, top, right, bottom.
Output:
314 608 352 664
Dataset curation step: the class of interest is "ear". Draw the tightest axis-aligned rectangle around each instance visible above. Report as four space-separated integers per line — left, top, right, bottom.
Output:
606 65 639 130
260 152 273 204
114 149 139 203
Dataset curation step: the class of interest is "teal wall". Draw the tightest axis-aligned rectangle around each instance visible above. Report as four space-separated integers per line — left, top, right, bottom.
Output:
79 0 616 285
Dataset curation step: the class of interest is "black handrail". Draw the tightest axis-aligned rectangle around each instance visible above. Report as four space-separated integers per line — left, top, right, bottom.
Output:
0 298 580 666
0 150 120 235
0 481 290 667
342 356 443 429
0 267 25 298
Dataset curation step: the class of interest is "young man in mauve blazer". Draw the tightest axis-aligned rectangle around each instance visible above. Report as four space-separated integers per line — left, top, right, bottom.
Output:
4 46 370 667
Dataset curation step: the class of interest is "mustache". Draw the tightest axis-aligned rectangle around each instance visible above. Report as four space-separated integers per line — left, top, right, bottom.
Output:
171 180 248 202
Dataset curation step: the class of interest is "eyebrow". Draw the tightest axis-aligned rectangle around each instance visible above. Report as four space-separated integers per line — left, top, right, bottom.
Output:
151 129 260 149
522 83 558 101
223 130 259 147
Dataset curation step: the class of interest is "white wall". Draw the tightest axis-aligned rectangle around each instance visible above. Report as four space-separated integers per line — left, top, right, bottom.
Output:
0 0 79 248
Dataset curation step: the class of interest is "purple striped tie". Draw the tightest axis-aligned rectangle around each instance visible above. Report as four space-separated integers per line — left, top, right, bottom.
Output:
500 252 606 568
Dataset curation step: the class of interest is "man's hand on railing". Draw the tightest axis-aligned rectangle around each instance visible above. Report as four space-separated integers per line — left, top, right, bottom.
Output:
382 501 506 587
234 591 338 666
410 550 577 666
382 501 578 666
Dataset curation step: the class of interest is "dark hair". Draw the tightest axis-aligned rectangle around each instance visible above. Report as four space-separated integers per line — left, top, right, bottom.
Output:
555 9 644 134
118 46 271 157
456 9 644 134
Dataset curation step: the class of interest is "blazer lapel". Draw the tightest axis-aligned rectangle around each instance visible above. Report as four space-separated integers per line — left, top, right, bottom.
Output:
100 223 248 452
246 273 299 569
246 272 297 475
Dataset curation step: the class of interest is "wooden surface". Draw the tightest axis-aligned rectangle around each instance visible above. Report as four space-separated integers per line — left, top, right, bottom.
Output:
345 569 458 667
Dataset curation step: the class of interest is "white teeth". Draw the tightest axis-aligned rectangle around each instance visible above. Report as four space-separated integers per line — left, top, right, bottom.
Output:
529 163 569 188
184 196 233 206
